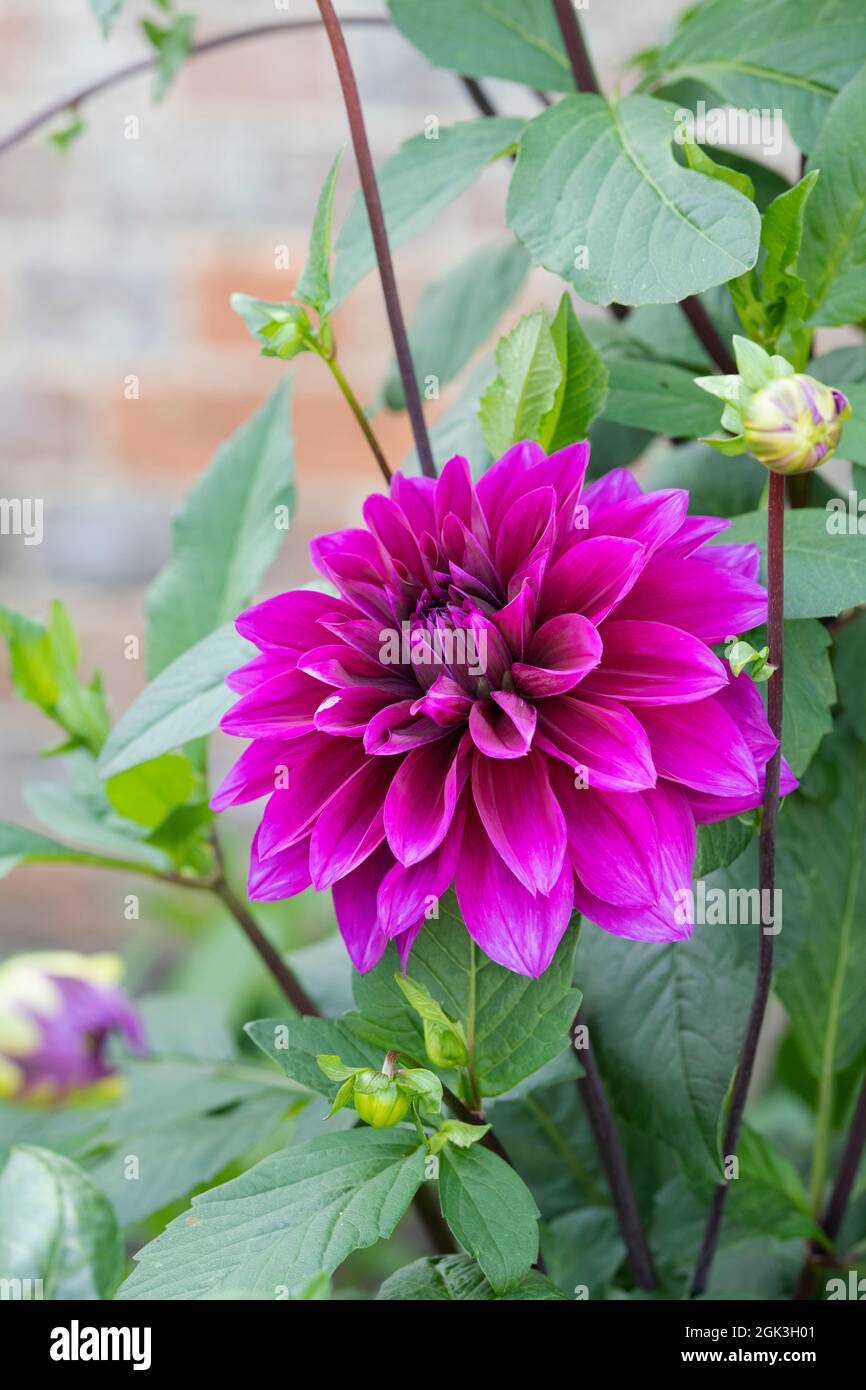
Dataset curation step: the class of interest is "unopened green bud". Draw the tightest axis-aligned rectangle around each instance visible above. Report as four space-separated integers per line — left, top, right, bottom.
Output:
393 972 468 1069
695 336 851 475
352 1068 411 1128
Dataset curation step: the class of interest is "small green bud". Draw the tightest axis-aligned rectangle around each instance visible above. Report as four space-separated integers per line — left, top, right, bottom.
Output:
352 1069 411 1128
393 972 468 1069
695 336 851 475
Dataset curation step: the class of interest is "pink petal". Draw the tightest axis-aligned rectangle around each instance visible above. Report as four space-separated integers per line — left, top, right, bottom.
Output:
638 697 759 797
492 579 536 662
472 747 566 895
314 686 396 735
476 440 547 532
364 699 451 754
377 796 467 937
332 842 395 973
257 737 368 857
309 757 391 889
540 537 647 625
512 612 602 698
211 738 302 812
573 783 695 942
614 555 767 644
248 828 312 902
586 489 687 556
236 589 351 652
579 621 727 705
493 486 556 591
536 695 656 792
455 803 574 977
219 667 323 739
469 690 536 758
548 759 661 908
383 734 469 866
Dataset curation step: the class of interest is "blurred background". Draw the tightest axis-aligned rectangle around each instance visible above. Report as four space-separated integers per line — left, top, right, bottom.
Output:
0 0 801 981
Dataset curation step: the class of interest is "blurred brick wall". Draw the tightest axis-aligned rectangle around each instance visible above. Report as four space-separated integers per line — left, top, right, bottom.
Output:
0 0 680 951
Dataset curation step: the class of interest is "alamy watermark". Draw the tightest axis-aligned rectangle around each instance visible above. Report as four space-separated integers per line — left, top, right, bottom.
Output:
0 497 43 546
674 881 782 935
674 100 783 158
378 621 487 677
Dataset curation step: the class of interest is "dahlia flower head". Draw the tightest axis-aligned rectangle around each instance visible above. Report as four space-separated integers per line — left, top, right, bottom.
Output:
0 952 145 1101
215 442 795 978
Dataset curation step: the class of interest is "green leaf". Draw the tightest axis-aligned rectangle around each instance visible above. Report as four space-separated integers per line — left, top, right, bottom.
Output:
776 731 866 1078
90 0 125 37
387 0 572 92
141 13 195 101
332 117 524 304
393 974 468 1068
507 94 759 307
539 295 609 451
0 1146 123 1299
245 1016 384 1096
694 816 756 879
799 66 866 325
489 1074 607 1217
745 619 835 778
652 0 866 152
105 751 198 829
48 110 86 154
428 1119 491 1154
644 440 765 517
351 896 580 1098
540 1208 625 1298
0 603 108 753
576 911 756 1185
98 623 252 778
22 777 171 872
603 358 721 437
146 381 294 676
377 1253 566 1300
759 172 819 312
88 1094 291 1227
833 614 866 744
716 509 866 620
0 821 160 881
834 384 866 465
383 240 529 410
683 139 755 200
404 358 494 475
295 149 344 315
479 310 561 456
438 1142 539 1294
726 1124 820 1241
117 1129 425 1300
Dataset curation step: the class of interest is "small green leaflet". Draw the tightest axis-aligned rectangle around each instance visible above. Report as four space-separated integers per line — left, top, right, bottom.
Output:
479 310 561 455
438 1143 540 1294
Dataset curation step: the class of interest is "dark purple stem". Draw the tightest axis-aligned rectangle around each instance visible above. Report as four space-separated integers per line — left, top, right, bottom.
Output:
690 470 785 1297
315 0 435 479
572 1014 657 1289
793 1074 866 1299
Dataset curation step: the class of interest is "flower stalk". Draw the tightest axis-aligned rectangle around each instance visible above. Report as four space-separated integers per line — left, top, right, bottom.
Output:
314 0 435 479
690 468 785 1297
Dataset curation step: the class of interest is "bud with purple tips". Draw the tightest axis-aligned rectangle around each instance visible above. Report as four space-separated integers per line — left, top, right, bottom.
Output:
0 952 146 1102
696 336 851 474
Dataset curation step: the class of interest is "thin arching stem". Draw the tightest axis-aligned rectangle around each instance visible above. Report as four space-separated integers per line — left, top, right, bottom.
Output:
0 17 389 157
690 470 786 1297
314 0 436 478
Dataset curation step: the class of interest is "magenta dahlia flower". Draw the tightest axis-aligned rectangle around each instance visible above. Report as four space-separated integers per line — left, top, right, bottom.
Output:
214 443 795 977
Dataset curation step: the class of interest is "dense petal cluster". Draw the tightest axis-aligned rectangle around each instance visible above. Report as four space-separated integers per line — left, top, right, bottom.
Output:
216 443 794 977
0 952 145 1100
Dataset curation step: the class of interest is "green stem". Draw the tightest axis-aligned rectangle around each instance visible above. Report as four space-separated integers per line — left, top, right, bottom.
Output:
324 353 392 485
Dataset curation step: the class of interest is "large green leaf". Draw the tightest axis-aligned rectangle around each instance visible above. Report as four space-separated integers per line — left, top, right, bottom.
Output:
351 897 581 1098
651 0 866 152
438 1142 539 1293
383 240 529 410
479 310 561 455
117 1129 425 1300
0 820 159 881
800 66 866 325
378 1253 566 1300
88 1094 291 1227
603 358 720 437
833 614 866 744
245 1016 384 1096
388 1 572 91
540 1207 625 1298
23 779 171 871
776 731 866 1077
507 94 759 307
725 1124 820 1241
333 118 523 304
644 441 765 517
576 909 756 1186
146 382 293 677
98 623 252 778
717 509 866 619
694 816 756 879
0 1146 123 1299
489 1076 608 1219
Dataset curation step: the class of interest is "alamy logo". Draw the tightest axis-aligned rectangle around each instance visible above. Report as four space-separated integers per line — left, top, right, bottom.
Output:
0 497 43 545
0 1277 43 1299
673 100 783 158
378 621 487 677
826 1271 866 1300
50 1320 152 1371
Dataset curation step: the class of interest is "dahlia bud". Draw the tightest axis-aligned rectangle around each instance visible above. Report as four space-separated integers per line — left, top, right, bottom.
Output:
695 336 850 474
0 952 145 1102
317 1050 442 1129
393 973 468 1069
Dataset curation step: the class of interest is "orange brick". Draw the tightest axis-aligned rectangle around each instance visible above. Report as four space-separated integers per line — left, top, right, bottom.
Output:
108 388 266 478
195 259 301 346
